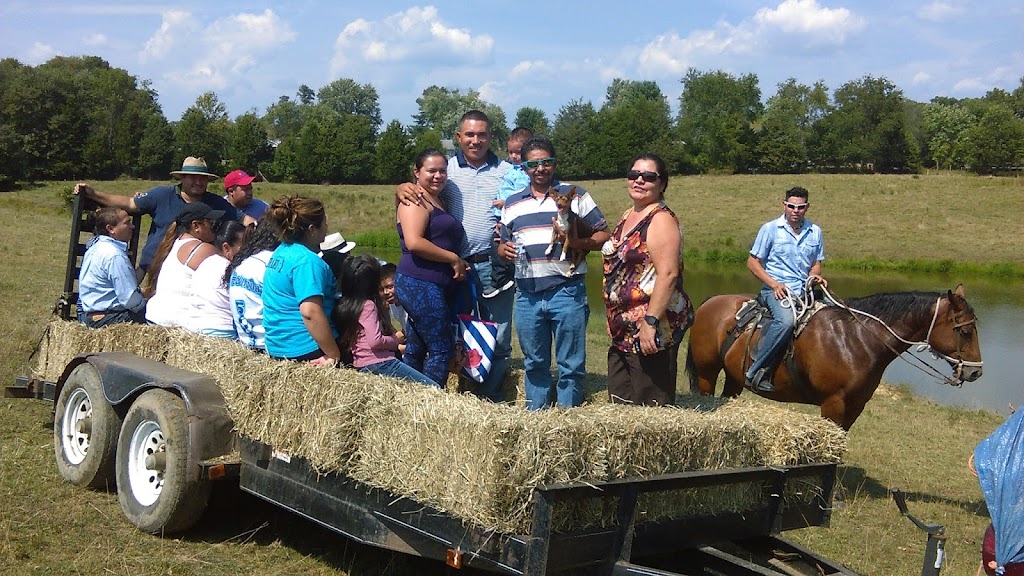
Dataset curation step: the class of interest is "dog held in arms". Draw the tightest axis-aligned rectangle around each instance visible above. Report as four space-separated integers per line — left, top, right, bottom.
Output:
545 186 594 275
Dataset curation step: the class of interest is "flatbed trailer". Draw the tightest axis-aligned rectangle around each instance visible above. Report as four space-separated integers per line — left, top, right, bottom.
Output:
9 352 855 575
5 191 861 575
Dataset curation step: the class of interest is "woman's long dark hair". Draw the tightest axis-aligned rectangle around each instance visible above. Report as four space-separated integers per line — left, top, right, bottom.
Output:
332 255 394 349
140 221 190 298
222 219 281 287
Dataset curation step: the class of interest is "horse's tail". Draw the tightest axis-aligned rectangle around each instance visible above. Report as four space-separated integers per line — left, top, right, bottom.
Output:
685 339 701 394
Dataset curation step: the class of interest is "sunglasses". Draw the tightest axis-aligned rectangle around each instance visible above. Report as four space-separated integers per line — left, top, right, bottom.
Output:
522 157 556 169
626 170 660 182
784 202 808 210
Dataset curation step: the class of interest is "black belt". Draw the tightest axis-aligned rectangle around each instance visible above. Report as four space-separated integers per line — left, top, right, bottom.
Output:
464 252 490 264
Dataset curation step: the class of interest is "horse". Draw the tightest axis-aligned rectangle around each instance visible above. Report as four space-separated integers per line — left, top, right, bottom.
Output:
685 285 983 430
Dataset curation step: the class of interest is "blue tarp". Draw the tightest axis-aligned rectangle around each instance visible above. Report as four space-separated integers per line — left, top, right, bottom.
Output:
974 408 1024 570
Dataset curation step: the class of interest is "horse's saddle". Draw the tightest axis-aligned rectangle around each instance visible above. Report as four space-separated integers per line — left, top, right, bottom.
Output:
721 297 827 364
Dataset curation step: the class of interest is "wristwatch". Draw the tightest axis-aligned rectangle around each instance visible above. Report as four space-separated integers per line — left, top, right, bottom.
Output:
643 315 659 327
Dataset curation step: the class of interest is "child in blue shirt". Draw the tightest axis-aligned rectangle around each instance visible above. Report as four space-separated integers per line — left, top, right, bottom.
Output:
484 127 533 298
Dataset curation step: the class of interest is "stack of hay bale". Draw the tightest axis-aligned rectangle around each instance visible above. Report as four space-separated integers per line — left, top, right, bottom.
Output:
35 319 847 534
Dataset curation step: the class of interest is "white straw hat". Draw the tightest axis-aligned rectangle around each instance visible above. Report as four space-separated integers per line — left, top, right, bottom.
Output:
319 232 356 254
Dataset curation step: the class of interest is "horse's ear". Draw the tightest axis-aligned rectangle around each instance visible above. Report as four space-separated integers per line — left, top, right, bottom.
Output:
954 283 965 298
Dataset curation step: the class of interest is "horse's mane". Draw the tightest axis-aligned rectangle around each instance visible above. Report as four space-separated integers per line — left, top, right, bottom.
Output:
841 291 946 325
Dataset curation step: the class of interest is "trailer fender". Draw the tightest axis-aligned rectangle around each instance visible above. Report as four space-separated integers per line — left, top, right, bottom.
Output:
53 351 235 483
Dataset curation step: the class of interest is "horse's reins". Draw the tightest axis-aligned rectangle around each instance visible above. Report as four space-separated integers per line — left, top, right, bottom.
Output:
818 284 983 386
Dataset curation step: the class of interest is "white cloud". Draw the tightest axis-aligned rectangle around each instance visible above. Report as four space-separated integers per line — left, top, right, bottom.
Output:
917 2 965 23
477 80 502 104
953 65 1023 94
140 9 191 62
952 77 987 93
637 0 864 77
754 0 865 43
638 22 755 76
83 33 108 47
146 9 295 99
330 6 493 76
510 60 549 78
24 41 59 64
912 71 931 85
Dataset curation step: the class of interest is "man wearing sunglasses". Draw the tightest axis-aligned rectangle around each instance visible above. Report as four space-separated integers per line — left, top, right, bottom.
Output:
499 136 609 409
744 186 827 393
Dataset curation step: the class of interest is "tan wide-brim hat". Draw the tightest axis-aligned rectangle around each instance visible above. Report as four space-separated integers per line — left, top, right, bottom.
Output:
170 156 218 179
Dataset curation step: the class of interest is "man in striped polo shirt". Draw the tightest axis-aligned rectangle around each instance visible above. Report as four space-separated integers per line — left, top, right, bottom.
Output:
397 110 512 402
499 136 610 410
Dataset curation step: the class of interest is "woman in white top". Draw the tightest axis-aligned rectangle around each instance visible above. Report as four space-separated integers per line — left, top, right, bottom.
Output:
186 220 247 338
225 219 281 350
143 203 222 327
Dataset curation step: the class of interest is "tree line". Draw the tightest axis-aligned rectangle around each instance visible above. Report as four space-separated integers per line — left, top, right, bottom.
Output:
1 55 1022 189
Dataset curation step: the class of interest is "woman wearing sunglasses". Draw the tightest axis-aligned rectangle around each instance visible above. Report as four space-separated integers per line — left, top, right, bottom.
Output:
602 153 693 406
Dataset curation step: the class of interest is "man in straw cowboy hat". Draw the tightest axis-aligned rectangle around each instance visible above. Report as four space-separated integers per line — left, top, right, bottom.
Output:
75 156 254 271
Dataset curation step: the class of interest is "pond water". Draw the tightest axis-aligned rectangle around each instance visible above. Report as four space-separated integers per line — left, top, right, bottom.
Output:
366 249 1022 414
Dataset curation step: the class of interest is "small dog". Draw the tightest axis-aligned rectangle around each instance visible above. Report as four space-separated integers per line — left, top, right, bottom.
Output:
545 186 594 275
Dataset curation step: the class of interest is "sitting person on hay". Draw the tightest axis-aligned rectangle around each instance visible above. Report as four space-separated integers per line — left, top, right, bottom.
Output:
77 206 147 327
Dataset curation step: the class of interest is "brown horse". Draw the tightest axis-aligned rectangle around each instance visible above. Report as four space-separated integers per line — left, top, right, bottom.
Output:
686 285 983 430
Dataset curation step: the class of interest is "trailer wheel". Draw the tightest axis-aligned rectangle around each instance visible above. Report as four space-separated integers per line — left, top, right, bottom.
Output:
54 363 122 489
115 389 211 534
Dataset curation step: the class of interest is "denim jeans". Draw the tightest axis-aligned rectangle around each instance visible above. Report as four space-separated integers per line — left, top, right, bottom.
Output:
514 278 589 410
359 358 438 388
78 308 146 328
394 273 455 387
746 285 798 379
465 260 513 402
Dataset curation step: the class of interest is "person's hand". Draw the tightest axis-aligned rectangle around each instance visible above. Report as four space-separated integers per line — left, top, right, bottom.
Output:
497 240 517 261
638 323 659 355
309 355 338 367
450 257 468 281
396 182 427 206
395 330 406 344
73 183 94 197
398 343 406 355
808 274 828 288
492 199 505 209
771 280 788 300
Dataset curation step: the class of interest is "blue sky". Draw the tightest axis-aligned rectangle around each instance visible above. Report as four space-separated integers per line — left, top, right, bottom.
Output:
1 1 1021 125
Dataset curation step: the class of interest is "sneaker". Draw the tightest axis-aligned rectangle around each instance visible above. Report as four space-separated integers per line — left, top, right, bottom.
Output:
744 368 775 393
482 280 514 299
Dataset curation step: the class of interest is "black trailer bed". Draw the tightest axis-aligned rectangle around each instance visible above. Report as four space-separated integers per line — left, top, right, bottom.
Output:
237 437 856 575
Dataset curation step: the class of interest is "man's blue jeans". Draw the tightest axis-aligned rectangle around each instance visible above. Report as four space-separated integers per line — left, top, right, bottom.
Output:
514 278 589 410
746 286 797 379
466 260 513 402
360 358 438 388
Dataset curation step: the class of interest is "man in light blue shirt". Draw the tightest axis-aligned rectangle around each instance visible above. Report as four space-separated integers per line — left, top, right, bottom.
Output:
744 186 827 392
78 207 147 327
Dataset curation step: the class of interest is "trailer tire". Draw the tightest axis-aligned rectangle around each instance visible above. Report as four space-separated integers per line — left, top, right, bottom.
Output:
54 363 122 490
116 389 211 534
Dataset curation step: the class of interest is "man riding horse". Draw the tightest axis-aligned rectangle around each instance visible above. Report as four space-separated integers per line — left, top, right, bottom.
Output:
744 186 827 393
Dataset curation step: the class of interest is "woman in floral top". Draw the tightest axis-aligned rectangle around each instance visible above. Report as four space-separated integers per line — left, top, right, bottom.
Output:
602 153 693 406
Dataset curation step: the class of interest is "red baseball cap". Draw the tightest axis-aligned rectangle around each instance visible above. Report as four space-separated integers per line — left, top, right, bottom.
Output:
224 169 256 190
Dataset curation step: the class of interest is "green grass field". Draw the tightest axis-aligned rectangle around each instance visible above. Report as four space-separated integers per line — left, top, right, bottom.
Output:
1 172 1021 575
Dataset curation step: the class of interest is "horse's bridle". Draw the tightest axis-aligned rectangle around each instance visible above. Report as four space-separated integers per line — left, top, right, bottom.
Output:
822 286 983 385
919 296 983 383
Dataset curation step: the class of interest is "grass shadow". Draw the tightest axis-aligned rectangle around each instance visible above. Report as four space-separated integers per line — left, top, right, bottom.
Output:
837 465 990 519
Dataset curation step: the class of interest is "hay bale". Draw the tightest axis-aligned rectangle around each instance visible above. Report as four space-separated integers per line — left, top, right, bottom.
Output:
35 319 846 534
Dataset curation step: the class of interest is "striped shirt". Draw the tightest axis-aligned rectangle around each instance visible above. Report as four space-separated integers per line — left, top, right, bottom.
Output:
501 182 607 293
441 151 511 258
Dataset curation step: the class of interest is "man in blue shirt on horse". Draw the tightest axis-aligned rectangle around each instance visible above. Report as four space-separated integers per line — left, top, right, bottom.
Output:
744 186 828 393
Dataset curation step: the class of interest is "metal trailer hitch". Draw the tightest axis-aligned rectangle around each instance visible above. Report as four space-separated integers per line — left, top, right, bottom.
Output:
892 488 946 576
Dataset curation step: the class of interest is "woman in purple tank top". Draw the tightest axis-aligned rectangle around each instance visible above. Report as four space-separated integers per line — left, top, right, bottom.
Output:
394 148 469 386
